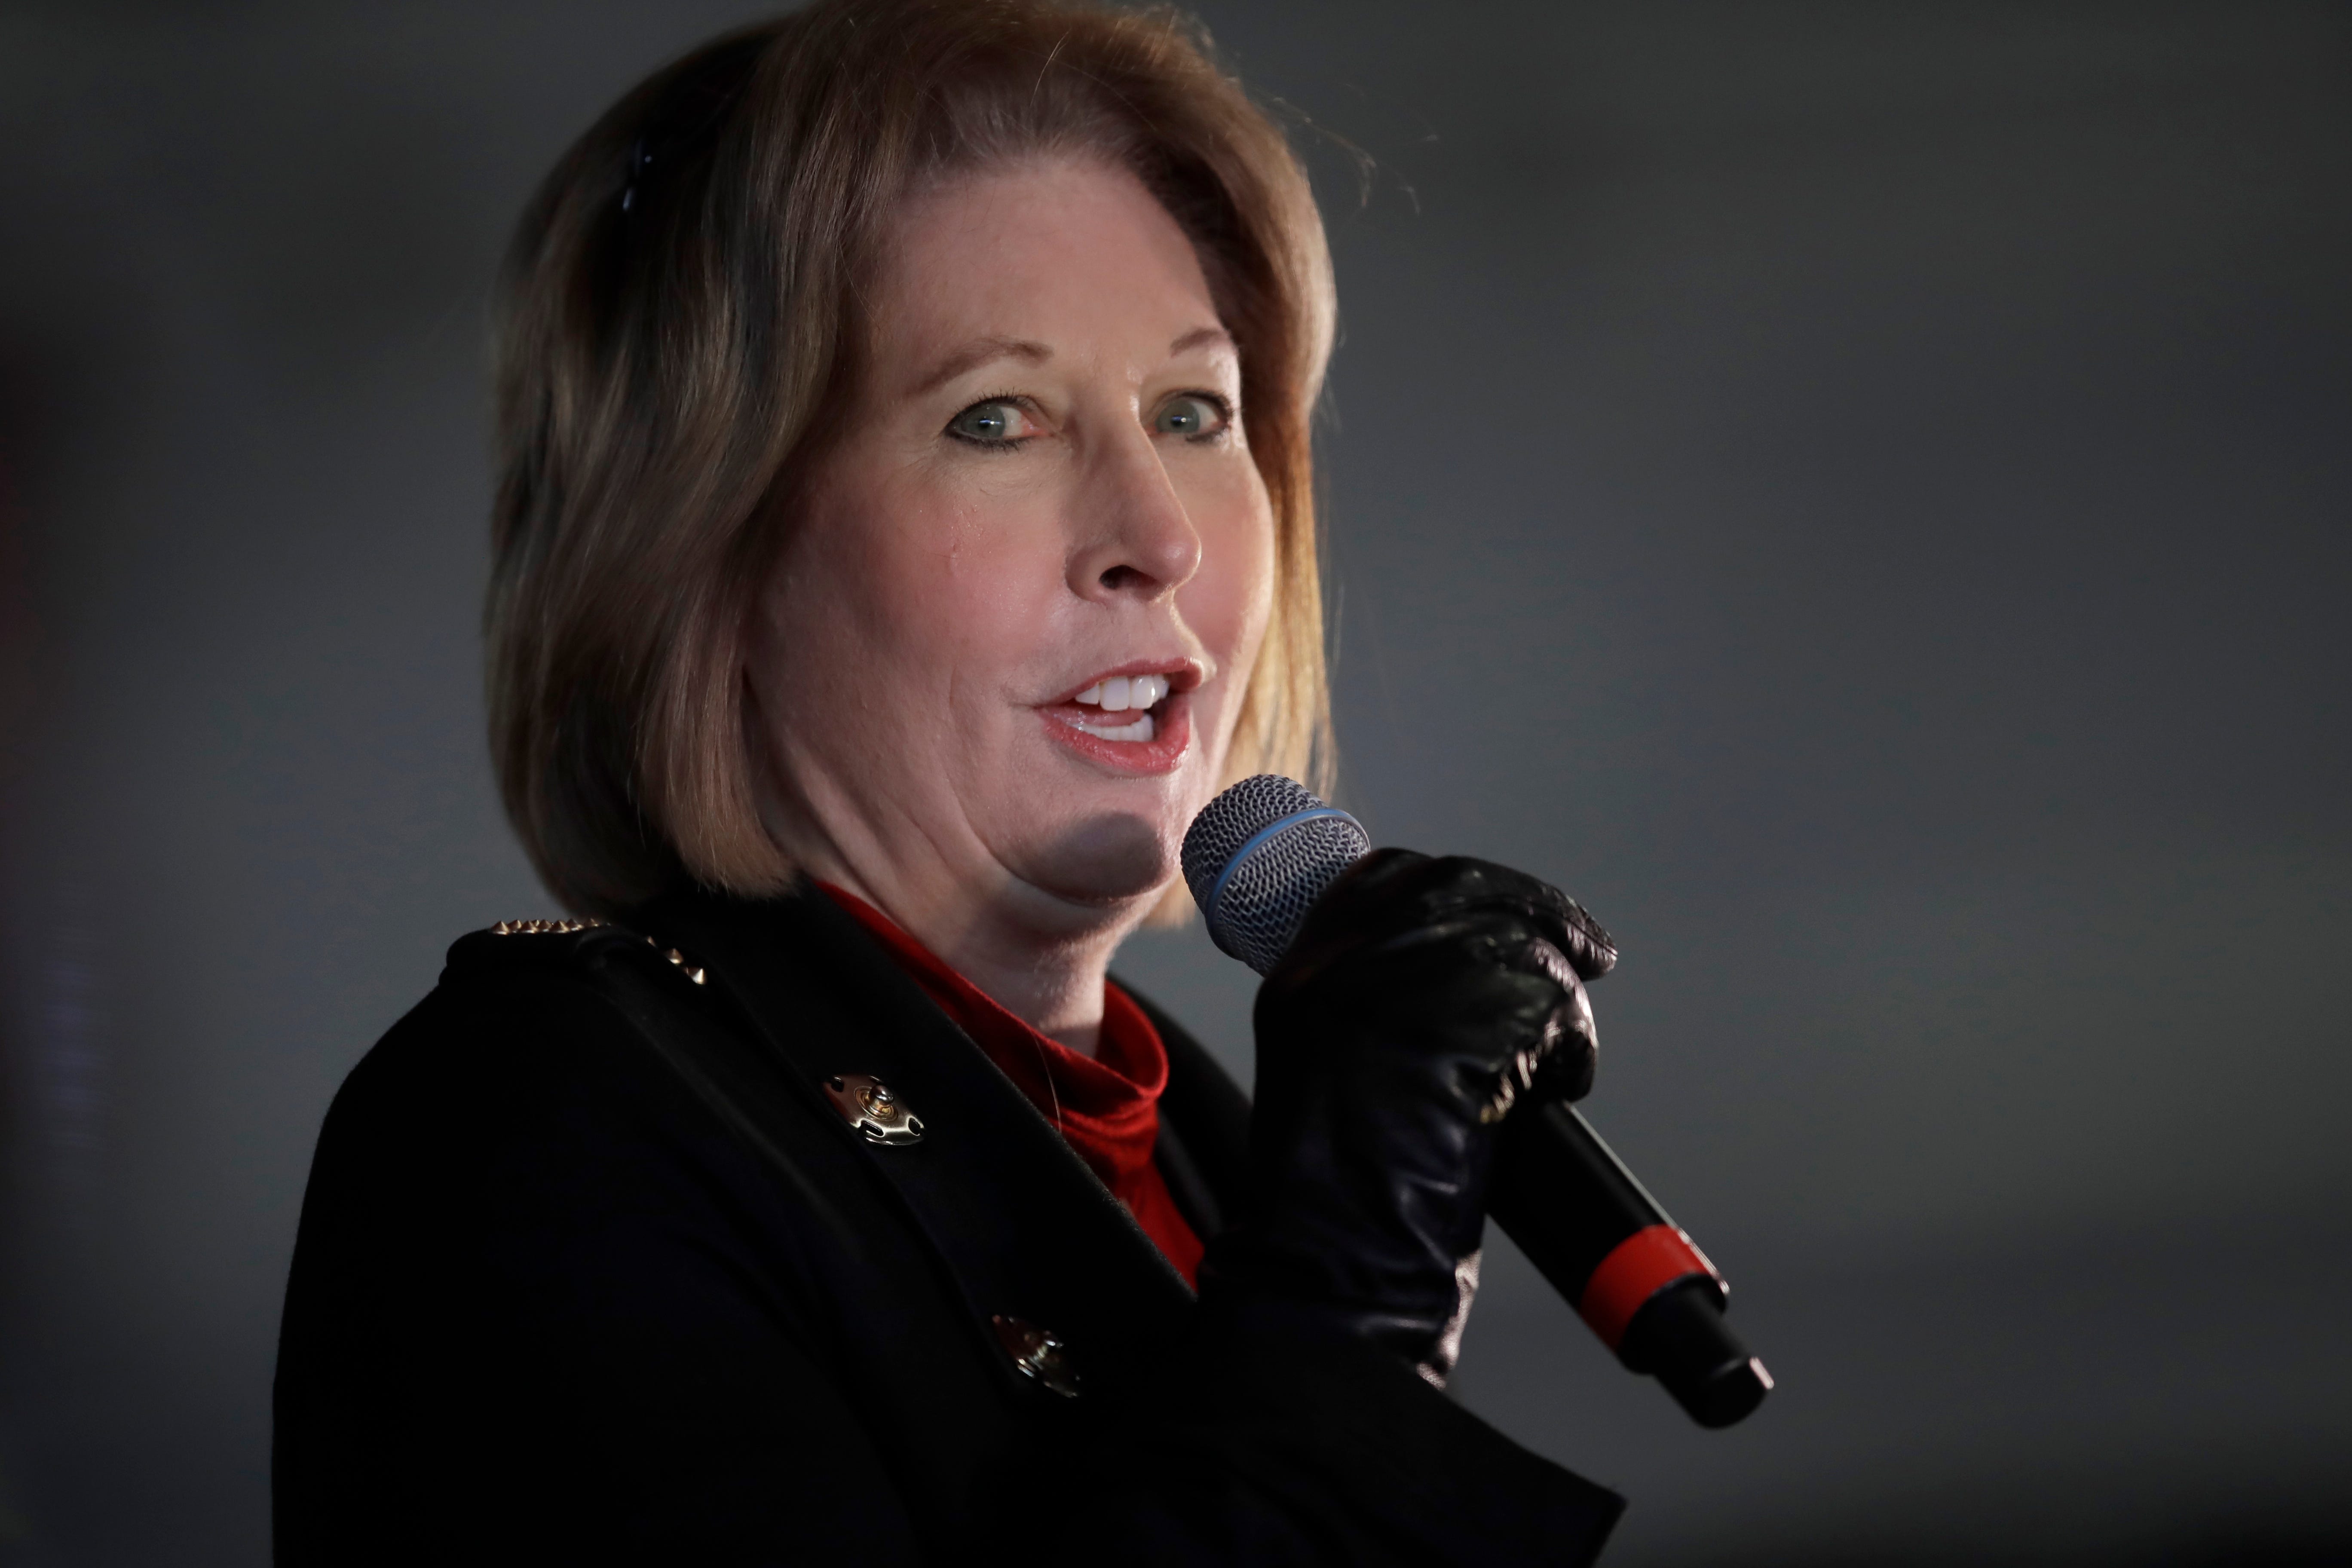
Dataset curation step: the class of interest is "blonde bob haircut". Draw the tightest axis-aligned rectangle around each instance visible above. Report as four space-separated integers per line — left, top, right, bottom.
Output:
489 0 1336 919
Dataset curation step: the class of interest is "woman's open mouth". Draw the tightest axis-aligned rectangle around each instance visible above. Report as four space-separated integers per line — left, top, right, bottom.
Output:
1041 665 1195 774
1060 673 1170 741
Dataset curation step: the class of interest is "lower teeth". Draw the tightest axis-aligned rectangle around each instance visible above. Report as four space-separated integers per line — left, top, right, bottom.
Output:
1072 710 1155 743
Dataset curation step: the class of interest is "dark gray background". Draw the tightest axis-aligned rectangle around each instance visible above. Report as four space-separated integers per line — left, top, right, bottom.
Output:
2 2 2346 1562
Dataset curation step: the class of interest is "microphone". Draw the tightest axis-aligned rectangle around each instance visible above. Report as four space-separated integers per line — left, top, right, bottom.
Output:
1182 775 1773 1428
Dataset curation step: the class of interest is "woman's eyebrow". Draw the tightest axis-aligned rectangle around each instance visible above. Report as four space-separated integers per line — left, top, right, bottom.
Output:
1168 325 1231 358
911 336 1050 395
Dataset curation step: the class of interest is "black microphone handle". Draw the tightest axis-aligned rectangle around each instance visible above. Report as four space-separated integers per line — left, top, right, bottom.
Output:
1487 1099 1772 1428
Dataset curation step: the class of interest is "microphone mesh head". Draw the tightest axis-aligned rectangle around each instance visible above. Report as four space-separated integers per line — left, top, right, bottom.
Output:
1182 775 1370 975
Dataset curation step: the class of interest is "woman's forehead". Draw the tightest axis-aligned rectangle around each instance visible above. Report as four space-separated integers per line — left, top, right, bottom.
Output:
870 159 1225 383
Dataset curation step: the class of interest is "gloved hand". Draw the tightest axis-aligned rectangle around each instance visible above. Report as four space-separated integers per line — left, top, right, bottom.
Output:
1199 850 1613 1386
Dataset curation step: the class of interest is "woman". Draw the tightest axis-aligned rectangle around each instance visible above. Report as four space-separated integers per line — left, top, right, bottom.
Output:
273 0 1622 1560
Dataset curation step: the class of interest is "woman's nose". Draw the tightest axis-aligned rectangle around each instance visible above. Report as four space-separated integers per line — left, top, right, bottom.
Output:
1067 424 1203 603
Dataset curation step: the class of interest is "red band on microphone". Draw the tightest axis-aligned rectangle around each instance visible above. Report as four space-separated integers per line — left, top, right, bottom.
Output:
1577 1225 1721 1350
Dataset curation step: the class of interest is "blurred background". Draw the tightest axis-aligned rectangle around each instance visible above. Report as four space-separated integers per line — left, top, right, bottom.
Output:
2 1 2346 1562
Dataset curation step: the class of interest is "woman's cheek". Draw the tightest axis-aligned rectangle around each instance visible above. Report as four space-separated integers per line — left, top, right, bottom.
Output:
1193 473 1277 664
1176 517 1271 778
871 480 1008 640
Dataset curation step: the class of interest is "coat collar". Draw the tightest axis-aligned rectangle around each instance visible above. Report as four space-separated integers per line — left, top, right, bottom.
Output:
636 881 1201 1393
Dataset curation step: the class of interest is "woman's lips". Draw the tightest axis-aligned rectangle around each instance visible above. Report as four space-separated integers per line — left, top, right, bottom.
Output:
1040 685 1193 775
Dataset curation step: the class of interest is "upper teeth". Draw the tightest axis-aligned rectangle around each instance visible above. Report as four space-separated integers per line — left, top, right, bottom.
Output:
1073 674 1169 711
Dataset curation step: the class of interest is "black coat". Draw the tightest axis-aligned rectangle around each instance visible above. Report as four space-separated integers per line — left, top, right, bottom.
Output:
273 884 1623 1564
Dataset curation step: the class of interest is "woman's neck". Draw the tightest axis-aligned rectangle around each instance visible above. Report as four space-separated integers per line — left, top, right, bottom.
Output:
753 769 1155 1057
829 864 1133 1057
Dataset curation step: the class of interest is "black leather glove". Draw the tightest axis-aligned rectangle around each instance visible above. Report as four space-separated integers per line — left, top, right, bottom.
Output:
1199 850 1612 1385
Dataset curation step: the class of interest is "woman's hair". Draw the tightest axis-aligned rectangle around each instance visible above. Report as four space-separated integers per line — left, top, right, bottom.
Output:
489 0 1336 917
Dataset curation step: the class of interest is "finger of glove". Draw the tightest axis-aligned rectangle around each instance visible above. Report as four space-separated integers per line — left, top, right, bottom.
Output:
1281 904 1565 1014
1361 924 1596 1118
1268 914 1583 1100
1284 850 1616 983
1526 938 1599 1102
1409 857 1617 983
1434 928 1595 1115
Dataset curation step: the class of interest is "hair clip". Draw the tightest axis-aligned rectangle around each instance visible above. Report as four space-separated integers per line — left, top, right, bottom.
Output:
615 37 764 223
619 136 653 216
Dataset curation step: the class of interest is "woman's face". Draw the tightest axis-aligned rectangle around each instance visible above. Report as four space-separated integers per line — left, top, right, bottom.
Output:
746 157 1276 927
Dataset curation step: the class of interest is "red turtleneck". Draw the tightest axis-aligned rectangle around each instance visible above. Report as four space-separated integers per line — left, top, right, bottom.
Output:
820 885 1204 1288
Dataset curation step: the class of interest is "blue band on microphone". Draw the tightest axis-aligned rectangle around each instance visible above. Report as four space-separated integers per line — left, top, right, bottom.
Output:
1202 806 1365 945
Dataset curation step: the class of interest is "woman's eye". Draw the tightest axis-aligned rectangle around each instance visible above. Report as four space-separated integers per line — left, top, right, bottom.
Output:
1152 394 1230 441
946 400 1032 446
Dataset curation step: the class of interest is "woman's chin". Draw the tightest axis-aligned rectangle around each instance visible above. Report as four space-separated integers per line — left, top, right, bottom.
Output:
1002 808 1182 910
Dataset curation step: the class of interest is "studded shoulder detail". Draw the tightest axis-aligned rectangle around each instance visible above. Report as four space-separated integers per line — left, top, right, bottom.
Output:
460 917 706 986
